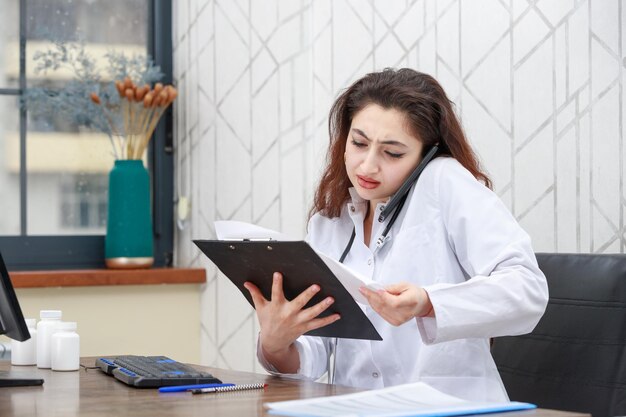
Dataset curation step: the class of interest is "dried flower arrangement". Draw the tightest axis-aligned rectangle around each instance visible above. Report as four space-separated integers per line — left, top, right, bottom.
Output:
23 40 176 160
90 78 177 159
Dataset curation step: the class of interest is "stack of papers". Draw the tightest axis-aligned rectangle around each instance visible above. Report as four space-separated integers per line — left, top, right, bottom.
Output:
264 381 535 417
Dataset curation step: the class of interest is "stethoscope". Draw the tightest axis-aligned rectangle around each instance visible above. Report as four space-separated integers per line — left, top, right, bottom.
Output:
330 144 439 384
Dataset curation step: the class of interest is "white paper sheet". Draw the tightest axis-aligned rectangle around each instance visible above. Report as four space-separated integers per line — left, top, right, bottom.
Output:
213 220 381 305
215 220 296 241
264 381 535 417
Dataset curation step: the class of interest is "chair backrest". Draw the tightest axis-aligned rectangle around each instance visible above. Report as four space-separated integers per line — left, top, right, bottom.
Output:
491 253 626 417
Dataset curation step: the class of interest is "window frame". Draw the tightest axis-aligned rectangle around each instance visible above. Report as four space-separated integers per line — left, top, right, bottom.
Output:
0 0 174 271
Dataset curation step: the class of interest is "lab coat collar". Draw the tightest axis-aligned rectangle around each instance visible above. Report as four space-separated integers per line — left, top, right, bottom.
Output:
346 187 392 252
348 187 367 205
347 187 388 213
346 187 367 221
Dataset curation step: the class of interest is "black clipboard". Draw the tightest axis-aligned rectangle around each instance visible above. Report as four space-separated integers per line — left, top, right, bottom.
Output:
194 240 382 341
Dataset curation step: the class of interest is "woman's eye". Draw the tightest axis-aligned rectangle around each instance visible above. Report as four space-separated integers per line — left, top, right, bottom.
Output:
351 139 366 148
386 151 404 159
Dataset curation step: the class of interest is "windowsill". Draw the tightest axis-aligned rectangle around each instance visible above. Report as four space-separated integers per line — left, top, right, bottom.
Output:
9 268 206 288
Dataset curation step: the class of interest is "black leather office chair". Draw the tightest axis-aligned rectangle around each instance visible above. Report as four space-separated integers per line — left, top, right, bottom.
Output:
491 253 626 417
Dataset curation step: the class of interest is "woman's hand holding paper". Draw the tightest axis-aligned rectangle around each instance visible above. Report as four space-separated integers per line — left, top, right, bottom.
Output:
359 282 434 326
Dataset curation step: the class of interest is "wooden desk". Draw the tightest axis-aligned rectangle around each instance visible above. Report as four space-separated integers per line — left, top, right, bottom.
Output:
0 358 589 417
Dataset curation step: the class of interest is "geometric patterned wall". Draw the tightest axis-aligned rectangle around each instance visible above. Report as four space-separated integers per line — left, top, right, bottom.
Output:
173 0 625 372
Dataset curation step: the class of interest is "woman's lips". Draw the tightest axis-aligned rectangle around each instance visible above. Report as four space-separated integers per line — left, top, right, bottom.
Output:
357 175 380 189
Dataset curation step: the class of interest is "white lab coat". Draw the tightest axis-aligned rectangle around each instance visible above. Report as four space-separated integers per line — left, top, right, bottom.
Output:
257 157 549 402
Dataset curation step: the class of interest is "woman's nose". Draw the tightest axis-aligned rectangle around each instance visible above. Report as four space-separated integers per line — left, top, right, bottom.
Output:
360 150 379 173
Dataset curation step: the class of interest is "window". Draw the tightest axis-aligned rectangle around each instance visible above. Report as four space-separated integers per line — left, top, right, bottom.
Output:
0 0 173 270
59 175 108 231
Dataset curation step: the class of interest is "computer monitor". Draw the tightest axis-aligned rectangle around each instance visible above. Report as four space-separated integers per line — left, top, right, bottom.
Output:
0 251 44 387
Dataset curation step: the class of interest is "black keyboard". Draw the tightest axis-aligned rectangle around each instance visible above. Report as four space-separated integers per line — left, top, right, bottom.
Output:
96 355 222 388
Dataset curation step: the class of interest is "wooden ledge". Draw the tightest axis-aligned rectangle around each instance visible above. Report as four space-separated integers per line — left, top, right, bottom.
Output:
9 268 206 288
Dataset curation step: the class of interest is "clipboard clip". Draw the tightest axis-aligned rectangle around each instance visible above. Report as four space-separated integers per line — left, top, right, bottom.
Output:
226 238 275 251
224 238 274 241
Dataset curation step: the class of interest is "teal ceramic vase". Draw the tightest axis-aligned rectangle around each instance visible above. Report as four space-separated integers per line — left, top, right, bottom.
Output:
105 160 154 268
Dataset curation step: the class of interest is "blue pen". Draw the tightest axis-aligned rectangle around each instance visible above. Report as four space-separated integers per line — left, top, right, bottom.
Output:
158 383 235 393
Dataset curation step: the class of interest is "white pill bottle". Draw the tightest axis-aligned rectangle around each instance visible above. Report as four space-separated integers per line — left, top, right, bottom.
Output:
36 310 62 368
51 321 80 371
11 318 37 365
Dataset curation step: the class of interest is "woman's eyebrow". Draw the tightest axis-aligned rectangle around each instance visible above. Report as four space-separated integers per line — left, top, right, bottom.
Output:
351 128 371 141
351 128 408 148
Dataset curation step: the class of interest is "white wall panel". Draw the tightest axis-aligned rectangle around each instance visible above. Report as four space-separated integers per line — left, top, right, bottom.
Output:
174 0 625 372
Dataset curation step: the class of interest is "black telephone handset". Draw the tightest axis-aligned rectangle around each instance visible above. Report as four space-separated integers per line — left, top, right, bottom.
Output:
378 144 439 223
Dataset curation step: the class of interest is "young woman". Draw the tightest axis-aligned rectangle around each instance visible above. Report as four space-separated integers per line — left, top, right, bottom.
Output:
244 68 548 402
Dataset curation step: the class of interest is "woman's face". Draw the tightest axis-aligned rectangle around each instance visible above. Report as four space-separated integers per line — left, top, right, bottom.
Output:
345 104 424 208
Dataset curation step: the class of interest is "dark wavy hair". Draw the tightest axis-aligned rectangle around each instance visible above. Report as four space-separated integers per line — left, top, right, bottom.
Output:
310 68 492 219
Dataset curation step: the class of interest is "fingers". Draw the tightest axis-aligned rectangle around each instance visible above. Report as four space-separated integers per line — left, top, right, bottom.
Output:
360 286 400 322
243 281 267 309
271 272 286 302
383 282 410 295
359 286 387 306
245 272 325 313
359 284 426 326
291 283 322 310
300 295 335 321
374 290 399 307
304 313 341 333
